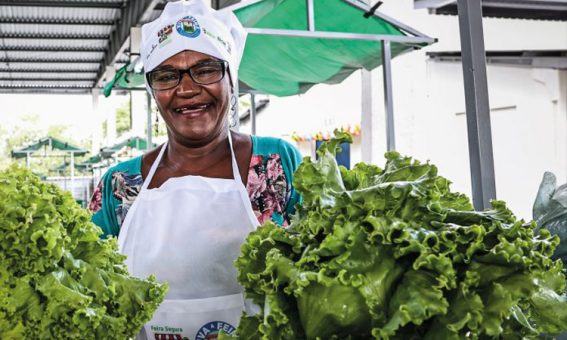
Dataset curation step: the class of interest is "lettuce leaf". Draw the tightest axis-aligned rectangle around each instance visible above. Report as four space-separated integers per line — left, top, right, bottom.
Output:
0 166 167 339
234 132 567 339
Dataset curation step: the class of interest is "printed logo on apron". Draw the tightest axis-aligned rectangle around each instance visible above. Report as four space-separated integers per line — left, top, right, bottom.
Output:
195 321 236 339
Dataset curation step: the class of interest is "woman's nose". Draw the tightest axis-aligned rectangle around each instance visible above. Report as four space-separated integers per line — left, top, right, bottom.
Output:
176 73 200 96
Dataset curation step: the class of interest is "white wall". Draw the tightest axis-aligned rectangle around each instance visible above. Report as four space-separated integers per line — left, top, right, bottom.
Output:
239 0 567 220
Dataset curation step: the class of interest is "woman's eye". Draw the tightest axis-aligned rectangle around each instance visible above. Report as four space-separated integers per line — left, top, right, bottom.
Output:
154 72 178 82
194 67 220 76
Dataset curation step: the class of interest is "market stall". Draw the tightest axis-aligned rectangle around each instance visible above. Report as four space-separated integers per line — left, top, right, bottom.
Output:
11 136 88 195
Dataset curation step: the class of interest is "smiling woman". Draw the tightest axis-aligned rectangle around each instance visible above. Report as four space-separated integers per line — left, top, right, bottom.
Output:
150 51 231 147
87 1 303 339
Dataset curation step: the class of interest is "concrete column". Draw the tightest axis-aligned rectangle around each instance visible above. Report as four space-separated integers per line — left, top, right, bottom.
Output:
361 69 382 164
91 89 103 154
559 70 567 182
106 98 117 145
131 90 147 137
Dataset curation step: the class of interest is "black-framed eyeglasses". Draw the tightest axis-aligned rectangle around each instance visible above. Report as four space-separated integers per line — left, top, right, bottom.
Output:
146 60 228 91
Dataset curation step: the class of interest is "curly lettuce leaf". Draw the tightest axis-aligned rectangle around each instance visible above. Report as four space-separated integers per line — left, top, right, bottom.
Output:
0 166 167 339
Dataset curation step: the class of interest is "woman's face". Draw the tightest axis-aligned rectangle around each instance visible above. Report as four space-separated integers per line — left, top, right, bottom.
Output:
152 50 231 145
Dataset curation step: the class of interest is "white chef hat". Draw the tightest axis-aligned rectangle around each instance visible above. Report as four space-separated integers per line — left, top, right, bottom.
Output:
141 0 247 92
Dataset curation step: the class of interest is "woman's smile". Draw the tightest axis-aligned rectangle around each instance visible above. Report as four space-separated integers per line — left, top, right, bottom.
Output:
172 102 214 119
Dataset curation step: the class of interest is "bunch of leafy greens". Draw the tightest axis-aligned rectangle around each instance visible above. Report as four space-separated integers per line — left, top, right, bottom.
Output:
0 166 167 339
233 132 567 340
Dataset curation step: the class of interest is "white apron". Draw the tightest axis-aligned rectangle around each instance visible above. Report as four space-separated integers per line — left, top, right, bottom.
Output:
118 131 259 340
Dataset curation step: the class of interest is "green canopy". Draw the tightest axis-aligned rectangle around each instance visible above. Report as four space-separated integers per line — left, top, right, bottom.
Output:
101 137 156 158
103 0 433 97
103 62 144 97
234 0 423 96
52 161 90 172
81 154 104 165
11 136 88 159
105 136 154 151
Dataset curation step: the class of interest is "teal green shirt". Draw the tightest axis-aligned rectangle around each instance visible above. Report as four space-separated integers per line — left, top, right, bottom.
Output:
88 136 302 238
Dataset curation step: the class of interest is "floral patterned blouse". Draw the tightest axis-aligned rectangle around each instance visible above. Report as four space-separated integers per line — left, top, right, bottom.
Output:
88 136 303 238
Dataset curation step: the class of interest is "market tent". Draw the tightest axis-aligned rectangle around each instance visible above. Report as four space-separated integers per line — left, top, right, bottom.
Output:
52 161 91 173
232 0 431 96
11 136 88 194
102 136 155 153
11 136 87 159
104 0 434 97
80 154 105 167
100 136 156 158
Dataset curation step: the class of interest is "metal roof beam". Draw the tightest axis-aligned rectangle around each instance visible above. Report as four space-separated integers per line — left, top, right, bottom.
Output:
427 50 567 69
0 77 95 81
0 85 93 88
482 0 567 11
0 59 100 64
0 19 114 25
415 0 567 10
0 33 109 40
0 1 123 8
96 0 159 86
0 69 97 73
414 0 455 9
0 46 106 52
0 89 92 94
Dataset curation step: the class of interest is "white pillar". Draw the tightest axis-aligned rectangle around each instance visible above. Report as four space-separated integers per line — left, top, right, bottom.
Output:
106 98 117 145
91 89 103 155
560 70 567 182
361 69 383 164
70 153 75 199
131 90 147 137
360 0 385 164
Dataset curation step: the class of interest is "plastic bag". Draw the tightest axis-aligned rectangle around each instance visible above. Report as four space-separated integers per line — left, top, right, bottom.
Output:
533 172 567 262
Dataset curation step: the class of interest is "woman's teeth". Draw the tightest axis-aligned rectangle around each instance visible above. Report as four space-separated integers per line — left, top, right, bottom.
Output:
174 104 209 114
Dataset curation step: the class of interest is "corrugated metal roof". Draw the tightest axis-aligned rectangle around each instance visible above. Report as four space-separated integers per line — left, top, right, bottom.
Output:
1 51 105 61
0 80 95 86
0 23 113 38
414 0 567 21
0 38 108 51
0 6 120 24
0 62 100 72
0 71 98 79
0 0 161 94
0 0 241 94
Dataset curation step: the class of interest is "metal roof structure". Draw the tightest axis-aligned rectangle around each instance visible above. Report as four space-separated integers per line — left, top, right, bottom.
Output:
414 0 567 21
427 50 567 69
0 0 238 94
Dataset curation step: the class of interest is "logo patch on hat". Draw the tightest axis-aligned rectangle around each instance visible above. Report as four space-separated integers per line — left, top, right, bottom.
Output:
158 24 174 47
176 16 201 38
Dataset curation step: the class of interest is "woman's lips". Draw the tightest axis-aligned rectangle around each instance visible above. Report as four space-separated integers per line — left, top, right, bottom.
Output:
173 104 211 118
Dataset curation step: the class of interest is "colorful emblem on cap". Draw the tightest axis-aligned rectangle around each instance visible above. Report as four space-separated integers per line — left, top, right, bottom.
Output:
158 24 174 47
176 16 201 38
195 321 236 340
